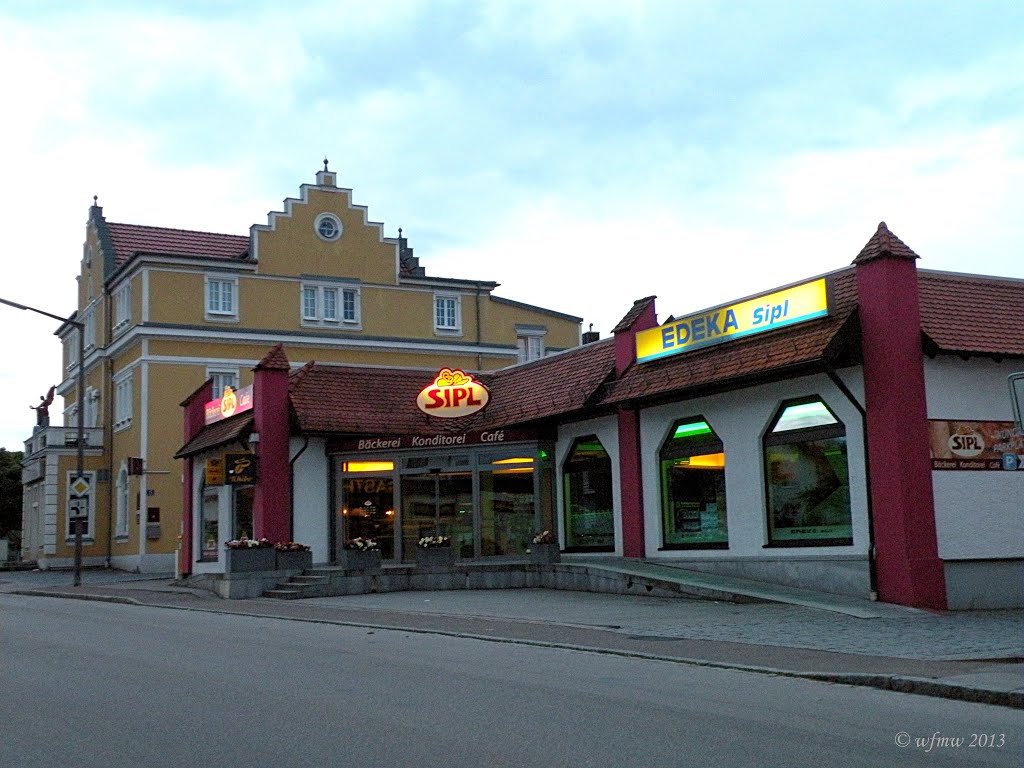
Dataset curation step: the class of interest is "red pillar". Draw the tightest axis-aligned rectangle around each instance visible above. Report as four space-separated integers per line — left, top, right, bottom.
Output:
179 379 214 576
611 297 658 558
854 223 947 610
252 345 293 544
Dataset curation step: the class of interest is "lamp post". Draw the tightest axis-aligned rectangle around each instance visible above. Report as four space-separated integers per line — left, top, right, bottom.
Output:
1 296 86 586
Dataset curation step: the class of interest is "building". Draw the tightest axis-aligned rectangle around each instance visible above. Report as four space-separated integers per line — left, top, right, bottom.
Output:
20 164 582 572
178 223 1024 609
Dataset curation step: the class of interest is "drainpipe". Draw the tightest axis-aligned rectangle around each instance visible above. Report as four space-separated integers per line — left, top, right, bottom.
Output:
288 437 310 543
475 283 483 370
825 365 878 600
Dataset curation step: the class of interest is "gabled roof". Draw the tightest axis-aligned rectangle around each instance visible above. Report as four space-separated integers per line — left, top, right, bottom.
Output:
853 221 920 264
174 413 253 458
919 271 1024 357
289 338 617 436
106 222 249 267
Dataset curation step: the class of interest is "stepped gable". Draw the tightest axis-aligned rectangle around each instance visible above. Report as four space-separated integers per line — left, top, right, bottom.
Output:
106 221 249 266
919 271 1024 357
604 269 860 405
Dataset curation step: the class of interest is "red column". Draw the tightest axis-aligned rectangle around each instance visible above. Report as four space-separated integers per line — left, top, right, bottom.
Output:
252 345 292 544
179 379 213 576
854 223 947 609
611 297 658 558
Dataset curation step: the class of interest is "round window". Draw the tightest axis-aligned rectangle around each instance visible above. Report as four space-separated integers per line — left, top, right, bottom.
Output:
315 213 343 242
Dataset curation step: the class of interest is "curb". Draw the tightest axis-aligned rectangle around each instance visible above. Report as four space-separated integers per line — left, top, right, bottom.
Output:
8 587 1020 710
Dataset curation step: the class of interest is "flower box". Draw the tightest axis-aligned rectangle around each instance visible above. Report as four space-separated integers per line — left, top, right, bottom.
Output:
224 546 275 573
528 542 561 564
415 546 455 568
340 548 382 572
275 549 313 572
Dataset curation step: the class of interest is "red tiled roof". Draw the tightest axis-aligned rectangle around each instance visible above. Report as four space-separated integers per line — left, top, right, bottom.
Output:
256 343 291 371
289 339 617 435
603 269 860 405
175 414 253 458
853 221 919 264
919 271 1024 357
106 222 249 266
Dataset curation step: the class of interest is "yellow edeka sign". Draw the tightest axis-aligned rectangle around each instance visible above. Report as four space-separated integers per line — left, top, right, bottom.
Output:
636 278 829 364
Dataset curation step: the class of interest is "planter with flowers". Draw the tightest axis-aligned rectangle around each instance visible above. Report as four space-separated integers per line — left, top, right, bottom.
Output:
416 535 454 568
340 537 382 572
224 537 275 572
275 541 313 571
527 530 561 564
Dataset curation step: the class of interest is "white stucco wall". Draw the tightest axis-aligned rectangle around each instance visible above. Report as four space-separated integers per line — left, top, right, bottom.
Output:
639 369 870 560
925 357 1024 560
556 415 620 554
291 437 330 564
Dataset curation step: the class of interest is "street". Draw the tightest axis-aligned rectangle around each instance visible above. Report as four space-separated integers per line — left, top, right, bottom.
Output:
1 594 1019 767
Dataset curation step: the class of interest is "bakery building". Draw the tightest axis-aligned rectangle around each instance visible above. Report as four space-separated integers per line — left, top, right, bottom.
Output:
177 223 1024 609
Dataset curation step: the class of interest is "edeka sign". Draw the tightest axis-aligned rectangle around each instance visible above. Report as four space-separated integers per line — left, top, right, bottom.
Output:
204 385 254 425
635 279 829 363
416 368 490 418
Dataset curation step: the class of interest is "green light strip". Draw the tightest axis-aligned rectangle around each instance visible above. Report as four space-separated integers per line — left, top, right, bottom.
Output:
673 421 712 438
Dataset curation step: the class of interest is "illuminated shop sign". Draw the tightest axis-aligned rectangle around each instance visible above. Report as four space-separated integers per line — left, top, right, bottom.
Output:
929 420 1024 471
635 279 829 364
416 368 490 418
328 428 536 454
204 385 254 425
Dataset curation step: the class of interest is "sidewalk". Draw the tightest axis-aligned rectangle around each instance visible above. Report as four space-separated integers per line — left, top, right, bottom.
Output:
3 568 1022 709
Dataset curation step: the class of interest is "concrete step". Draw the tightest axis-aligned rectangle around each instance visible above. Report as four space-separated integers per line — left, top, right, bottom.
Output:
264 588 305 599
289 575 329 585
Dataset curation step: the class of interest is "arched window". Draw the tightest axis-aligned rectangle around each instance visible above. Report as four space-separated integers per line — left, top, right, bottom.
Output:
660 418 727 548
562 436 614 551
763 398 852 546
115 465 129 537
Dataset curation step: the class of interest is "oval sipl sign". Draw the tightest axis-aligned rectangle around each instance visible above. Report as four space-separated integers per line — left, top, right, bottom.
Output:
416 368 490 418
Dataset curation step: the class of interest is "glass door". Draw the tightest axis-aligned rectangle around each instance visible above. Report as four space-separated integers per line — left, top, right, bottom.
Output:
401 471 474 560
339 461 397 560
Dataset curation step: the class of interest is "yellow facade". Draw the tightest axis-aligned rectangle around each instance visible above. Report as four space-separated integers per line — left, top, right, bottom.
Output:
24 167 583 571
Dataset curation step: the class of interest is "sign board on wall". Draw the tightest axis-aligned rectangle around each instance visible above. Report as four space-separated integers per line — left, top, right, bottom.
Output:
225 453 258 484
929 420 1024 471
205 458 225 485
635 278 829 364
204 385 254 425
328 428 537 454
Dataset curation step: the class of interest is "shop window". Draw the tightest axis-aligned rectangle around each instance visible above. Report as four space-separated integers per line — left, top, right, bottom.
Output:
763 398 853 546
199 483 219 562
660 418 728 549
340 461 396 560
480 454 536 556
233 486 255 541
562 436 614 551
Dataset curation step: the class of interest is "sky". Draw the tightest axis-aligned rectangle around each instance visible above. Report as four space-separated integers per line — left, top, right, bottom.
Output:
1 0 1022 451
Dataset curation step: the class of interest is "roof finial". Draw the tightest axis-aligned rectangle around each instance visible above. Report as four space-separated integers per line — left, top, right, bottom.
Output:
93 195 99 206
398 227 403 239
323 157 329 172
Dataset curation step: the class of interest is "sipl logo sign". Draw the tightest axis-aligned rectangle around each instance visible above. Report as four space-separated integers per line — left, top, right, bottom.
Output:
416 368 490 418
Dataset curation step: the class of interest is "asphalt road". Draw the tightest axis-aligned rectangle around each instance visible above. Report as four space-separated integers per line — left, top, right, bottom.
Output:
2 594 1020 768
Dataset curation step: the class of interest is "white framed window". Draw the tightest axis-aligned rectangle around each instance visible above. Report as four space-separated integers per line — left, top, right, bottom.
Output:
516 325 547 363
434 293 462 334
115 464 130 538
205 276 238 321
83 307 96 352
207 367 239 399
301 283 360 327
66 331 80 370
114 370 133 431
113 282 131 334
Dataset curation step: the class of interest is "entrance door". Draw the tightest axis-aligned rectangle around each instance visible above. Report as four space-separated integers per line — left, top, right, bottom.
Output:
340 473 396 560
401 471 474 560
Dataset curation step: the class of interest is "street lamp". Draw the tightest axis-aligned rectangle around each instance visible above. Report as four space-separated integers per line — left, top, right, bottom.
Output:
1 296 87 586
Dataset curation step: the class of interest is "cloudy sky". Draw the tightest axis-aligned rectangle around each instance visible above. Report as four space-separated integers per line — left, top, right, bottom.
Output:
1 0 1022 450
